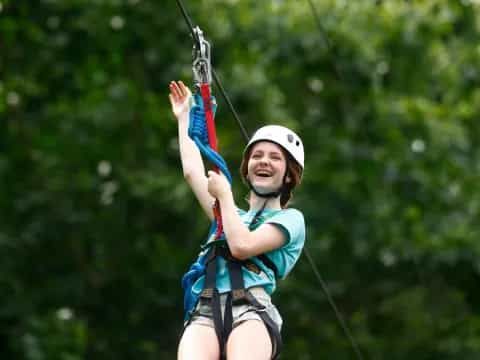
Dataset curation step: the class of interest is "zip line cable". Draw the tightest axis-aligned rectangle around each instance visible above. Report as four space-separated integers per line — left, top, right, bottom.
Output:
211 68 249 143
305 0 345 84
303 247 365 360
306 3 436 355
175 0 250 142
304 2 365 359
306 0 332 51
174 1 365 359
175 0 199 46
305 0 355 133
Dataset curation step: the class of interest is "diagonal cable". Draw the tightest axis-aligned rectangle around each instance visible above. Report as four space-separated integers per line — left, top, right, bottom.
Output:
304 1 366 359
304 246 365 360
306 0 345 83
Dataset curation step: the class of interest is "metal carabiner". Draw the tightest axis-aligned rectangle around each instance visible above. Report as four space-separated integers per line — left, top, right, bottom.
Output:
192 26 212 88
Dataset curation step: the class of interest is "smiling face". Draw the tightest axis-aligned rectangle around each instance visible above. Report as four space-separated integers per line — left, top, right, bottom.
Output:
246 141 288 194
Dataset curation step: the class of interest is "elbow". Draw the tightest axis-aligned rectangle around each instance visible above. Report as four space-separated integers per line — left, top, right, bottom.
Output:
229 242 250 261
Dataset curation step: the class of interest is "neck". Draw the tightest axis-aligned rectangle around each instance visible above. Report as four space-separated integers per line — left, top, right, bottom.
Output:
248 192 282 212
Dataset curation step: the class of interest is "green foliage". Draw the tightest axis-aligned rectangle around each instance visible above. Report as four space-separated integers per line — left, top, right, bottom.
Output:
1 0 480 358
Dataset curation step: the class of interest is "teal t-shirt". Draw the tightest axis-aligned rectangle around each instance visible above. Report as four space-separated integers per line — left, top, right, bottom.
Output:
191 207 306 295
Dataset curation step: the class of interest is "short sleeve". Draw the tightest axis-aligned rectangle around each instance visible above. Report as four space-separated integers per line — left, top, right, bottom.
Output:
263 208 306 278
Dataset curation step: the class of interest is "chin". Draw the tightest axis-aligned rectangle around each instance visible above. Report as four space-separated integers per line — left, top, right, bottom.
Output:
252 184 277 194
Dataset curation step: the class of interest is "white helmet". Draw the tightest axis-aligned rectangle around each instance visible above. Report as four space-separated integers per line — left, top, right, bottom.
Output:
244 125 304 170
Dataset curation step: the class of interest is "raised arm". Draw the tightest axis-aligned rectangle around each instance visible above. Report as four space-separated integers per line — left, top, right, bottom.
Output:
169 80 214 220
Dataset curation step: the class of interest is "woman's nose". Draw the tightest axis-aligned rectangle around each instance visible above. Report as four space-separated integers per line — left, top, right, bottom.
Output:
259 157 268 165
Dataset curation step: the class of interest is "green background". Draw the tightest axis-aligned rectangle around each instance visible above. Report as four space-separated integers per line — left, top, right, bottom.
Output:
1 0 480 358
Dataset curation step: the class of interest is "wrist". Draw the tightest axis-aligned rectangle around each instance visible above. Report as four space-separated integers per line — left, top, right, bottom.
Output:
218 190 234 207
177 114 190 131
177 111 189 122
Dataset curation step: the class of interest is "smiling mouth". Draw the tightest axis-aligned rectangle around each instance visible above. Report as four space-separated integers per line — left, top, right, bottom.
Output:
254 171 273 178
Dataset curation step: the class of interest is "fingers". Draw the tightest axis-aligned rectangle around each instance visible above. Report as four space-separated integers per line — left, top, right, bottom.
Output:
178 81 191 97
175 81 185 97
169 81 180 101
168 93 175 107
169 80 191 101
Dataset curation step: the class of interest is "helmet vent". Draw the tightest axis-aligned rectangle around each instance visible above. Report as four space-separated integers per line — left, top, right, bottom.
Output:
287 134 294 143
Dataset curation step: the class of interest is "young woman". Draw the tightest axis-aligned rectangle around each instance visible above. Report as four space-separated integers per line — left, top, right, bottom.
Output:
169 80 305 360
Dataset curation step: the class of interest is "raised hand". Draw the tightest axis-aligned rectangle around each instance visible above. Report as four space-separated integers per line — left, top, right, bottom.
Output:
169 80 192 119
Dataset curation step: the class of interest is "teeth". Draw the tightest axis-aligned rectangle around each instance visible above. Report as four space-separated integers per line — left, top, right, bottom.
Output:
254 167 273 177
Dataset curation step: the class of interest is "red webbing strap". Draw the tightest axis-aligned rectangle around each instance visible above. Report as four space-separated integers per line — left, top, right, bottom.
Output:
200 83 223 239
200 84 217 152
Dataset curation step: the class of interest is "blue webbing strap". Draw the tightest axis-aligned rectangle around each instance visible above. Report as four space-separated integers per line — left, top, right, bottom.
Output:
188 93 232 184
182 93 233 319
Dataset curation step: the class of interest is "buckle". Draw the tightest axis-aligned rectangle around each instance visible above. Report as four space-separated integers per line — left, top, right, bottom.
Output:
232 289 246 302
201 288 214 299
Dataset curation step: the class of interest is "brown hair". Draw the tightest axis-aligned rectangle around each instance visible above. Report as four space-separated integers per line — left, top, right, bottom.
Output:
240 144 303 208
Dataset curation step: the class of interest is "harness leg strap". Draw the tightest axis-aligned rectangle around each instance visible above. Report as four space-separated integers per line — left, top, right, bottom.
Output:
200 248 217 300
227 256 282 359
223 292 233 351
257 311 283 360
200 253 227 358
211 288 226 358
